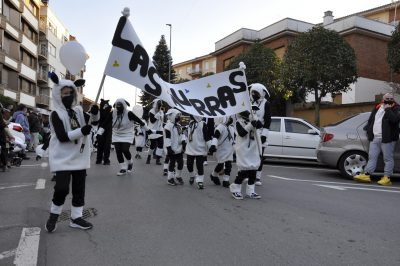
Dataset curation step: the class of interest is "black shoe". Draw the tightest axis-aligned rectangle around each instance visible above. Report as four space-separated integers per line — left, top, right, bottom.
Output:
95 160 102 164
103 160 110 165
222 181 230 188
189 176 195 185
69 217 93 230
156 158 162 165
176 177 184 185
127 163 133 172
163 169 168 176
210 174 221 185
167 178 177 186
146 156 151 164
197 182 204 190
45 213 59 233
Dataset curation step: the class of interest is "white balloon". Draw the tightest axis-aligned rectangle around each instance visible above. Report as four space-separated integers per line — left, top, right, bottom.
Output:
59 41 87 75
132 105 143 118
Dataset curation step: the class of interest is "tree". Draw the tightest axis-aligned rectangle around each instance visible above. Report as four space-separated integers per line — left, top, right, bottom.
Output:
0 95 16 111
226 42 286 115
139 35 177 107
388 23 400 74
281 26 358 126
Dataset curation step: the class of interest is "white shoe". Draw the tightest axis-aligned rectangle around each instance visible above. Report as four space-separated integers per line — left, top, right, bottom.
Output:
255 179 262 186
117 169 127 176
231 192 243 200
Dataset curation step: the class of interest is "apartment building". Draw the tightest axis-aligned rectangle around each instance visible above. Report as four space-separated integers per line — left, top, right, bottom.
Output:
213 2 400 105
0 0 84 111
173 54 216 81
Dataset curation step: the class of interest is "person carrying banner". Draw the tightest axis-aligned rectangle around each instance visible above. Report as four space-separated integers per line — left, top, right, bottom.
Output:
209 116 235 188
112 98 144 176
185 115 211 189
45 73 93 233
146 99 164 165
164 109 186 186
230 111 263 199
249 83 271 186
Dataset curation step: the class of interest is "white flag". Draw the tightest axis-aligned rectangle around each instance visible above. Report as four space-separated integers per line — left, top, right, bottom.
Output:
104 16 251 117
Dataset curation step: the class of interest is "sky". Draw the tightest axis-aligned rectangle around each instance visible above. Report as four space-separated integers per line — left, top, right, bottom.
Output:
49 0 395 107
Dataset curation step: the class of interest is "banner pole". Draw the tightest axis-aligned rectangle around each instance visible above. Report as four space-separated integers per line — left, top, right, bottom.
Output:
94 74 106 104
239 62 263 156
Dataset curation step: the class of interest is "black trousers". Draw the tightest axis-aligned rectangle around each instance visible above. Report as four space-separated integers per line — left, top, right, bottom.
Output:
257 147 265 172
52 170 86 207
214 161 232 175
168 153 184 172
0 144 7 167
97 130 112 162
114 142 132 163
234 170 256 185
187 155 205 175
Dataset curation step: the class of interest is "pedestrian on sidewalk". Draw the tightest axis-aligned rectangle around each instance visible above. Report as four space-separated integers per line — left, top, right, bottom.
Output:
112 98 144 176
354 93 400 186
45 73 93 233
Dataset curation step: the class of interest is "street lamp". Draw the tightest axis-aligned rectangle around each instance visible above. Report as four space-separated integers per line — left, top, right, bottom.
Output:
166 23 172 83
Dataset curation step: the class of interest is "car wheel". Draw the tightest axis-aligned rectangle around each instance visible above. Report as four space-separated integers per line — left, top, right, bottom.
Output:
338 151 368 179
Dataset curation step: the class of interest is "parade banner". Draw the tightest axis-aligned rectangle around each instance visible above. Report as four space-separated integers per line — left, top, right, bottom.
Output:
104 16 251 118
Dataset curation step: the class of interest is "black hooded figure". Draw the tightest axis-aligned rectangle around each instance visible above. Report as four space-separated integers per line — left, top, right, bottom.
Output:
95 99 113 165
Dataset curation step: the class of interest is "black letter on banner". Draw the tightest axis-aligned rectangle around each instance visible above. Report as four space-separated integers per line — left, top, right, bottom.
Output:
217 86 236 108
145 67 162 97
112 17 134 52
129 45 150 77
204 96 225 116
170 89 190 110
230 71 246 93
189 99 211 116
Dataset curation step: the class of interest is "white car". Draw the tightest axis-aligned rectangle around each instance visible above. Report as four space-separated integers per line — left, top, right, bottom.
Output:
264 117 320 160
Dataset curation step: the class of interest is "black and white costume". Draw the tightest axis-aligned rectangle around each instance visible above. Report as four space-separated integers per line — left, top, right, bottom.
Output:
146 99 164 165
185 115 211 189
230 111 262 199
250 83 271 186
134 119 147 159
95 99 113 165
164 109 186 186
112 98 144 176
209 116 235 188
45 73 93 232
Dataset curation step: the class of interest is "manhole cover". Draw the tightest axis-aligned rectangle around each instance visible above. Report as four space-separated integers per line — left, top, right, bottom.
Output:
57 207 98 222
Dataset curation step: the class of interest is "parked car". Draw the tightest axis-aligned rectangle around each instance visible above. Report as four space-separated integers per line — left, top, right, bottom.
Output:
316 112 400 179
264 117 321 160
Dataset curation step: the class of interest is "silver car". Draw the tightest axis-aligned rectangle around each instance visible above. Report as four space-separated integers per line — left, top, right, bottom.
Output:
316 112 400 179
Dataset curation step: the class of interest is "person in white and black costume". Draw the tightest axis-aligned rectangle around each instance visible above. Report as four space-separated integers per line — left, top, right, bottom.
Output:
146 99 164 165
45 73 93 233
230 110 263 199
249 83 271 186
209 116 235 188
164 109 186 186
112 98 144 176
185 115 211 189
134 117 147 159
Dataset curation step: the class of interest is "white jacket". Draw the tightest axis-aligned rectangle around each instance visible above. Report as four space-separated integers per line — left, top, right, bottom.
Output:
185 120 209 156
112 98 135 143
235 119 260 170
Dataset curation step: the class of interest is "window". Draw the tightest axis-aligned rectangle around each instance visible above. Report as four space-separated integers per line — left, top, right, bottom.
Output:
284 120 311 134
20 78 36 95
204 62 209 71
270 118 281 132
21 50 36 68
48 21 57 36
1 69 9 86
195 64 200 72
22 22 38 42
25 0 38 17
48 43 56 57
223 57 234 70
186 66 192 74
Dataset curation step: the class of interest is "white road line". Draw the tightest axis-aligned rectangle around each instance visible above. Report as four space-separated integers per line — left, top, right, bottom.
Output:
20 164 42 167
0 249 16 260
14 227 40 266
315 184 400 193
35 179 46 190
268 175 400 190
0 184 35 190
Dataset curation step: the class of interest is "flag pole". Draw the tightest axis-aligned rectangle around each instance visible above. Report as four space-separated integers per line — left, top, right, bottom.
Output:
239 62 262 156
94 74 106 104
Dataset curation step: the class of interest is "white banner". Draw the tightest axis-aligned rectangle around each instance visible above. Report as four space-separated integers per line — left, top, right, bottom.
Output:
104 16 251 117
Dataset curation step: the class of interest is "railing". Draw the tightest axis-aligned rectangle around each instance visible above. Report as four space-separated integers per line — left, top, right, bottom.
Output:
36 94 50 106
37 69 48 82
38 46 48 58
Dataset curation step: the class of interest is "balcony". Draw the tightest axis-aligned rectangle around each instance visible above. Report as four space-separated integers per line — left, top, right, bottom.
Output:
36 94 50 107
38 45 48 60
37 69 48 85
188 68 202 78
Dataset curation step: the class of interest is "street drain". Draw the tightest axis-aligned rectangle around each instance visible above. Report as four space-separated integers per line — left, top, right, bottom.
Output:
57 207 98 222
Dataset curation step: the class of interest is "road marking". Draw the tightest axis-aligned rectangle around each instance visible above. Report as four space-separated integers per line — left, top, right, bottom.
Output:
20 164 42 167
315 184 400 193
0 249 16 260
268 175 400 190
0 184 35 190
14 227 40 266
35 179 45 190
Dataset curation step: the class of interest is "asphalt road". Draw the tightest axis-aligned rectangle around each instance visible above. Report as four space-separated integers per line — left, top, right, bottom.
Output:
0 152 399 266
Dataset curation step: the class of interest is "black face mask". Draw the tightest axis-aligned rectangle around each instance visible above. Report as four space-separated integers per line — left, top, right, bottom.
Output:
62 95 74 109
252 92 260 101
384 100 393 105
175 116 181 123
116 106 124 113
